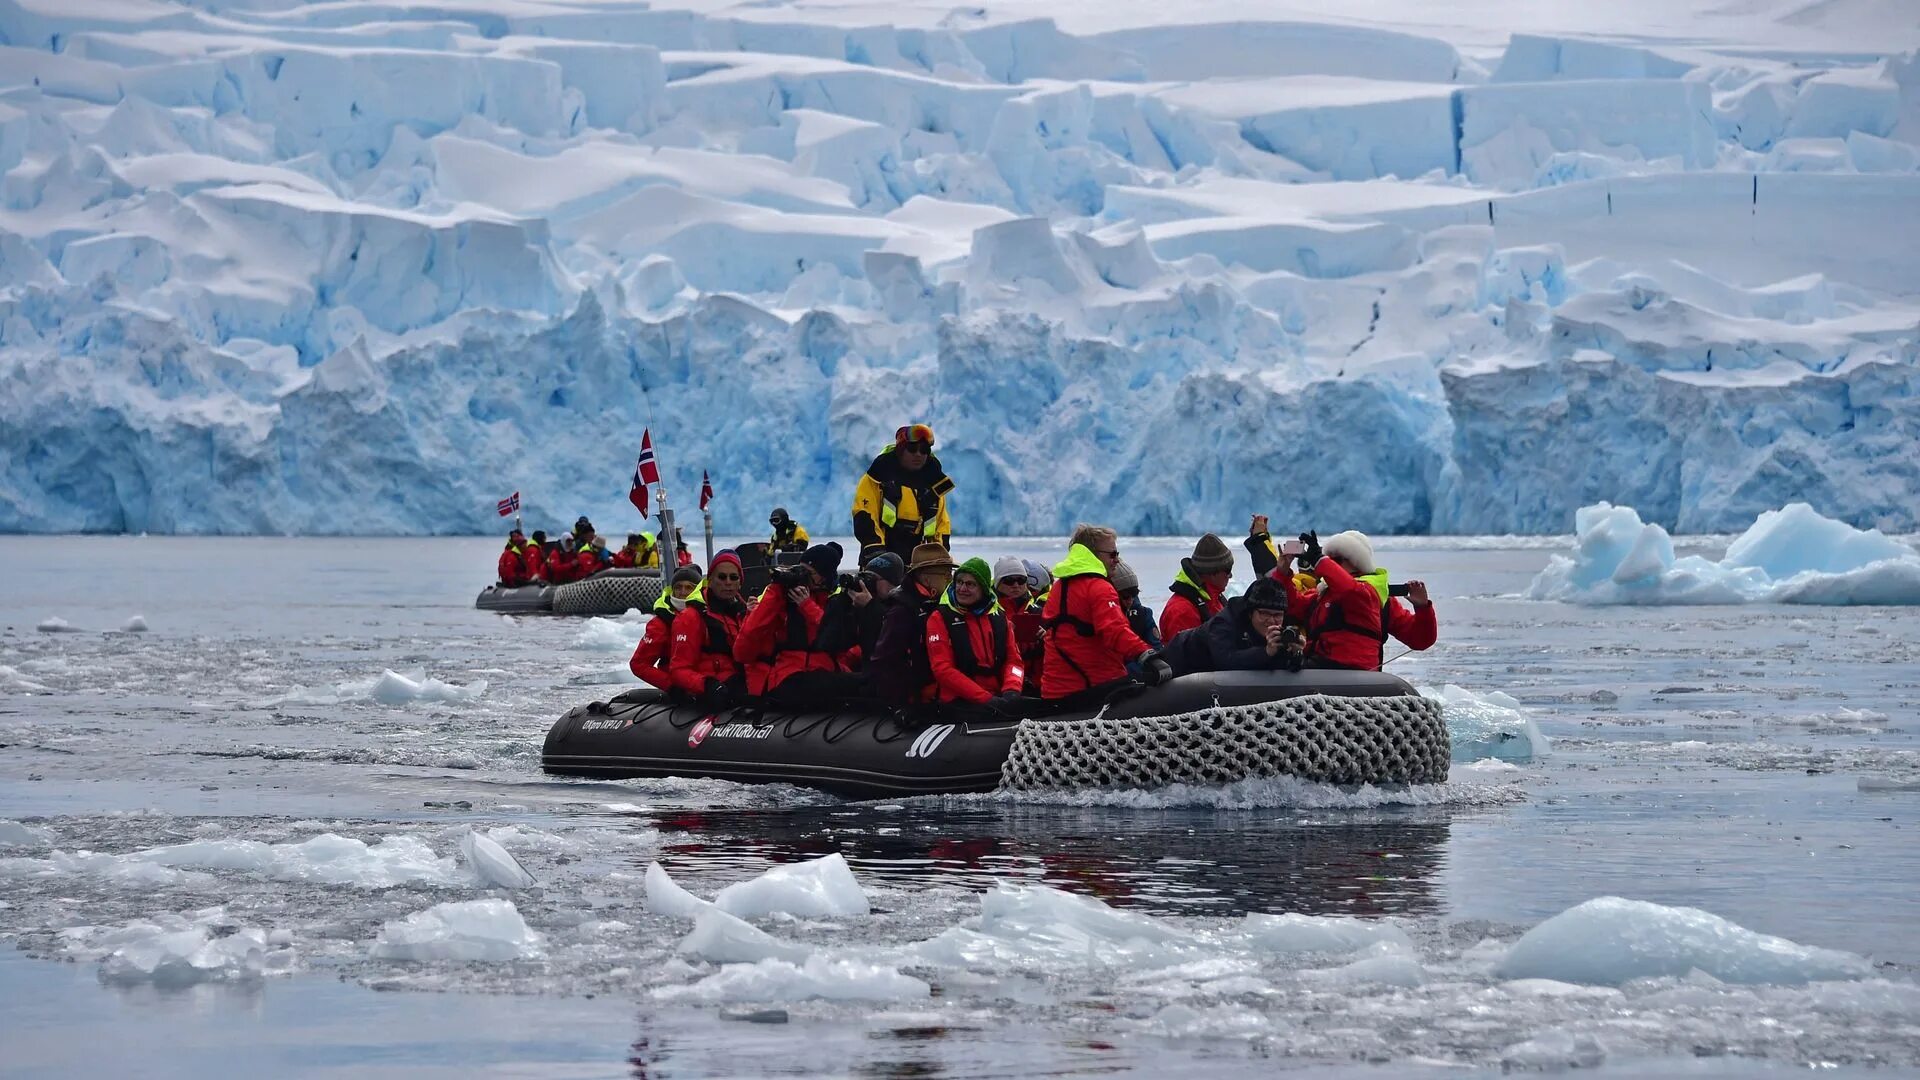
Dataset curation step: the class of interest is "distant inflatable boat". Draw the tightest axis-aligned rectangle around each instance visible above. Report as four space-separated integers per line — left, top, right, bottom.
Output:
541 670 1449 799
475 568 663 616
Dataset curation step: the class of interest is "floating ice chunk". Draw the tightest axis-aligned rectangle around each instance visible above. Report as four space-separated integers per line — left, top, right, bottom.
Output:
1301 941 1426 988
655 956 929 1004
1236 912 1413 955
679 909 812 965
36 617 81 633
97 922 278 987
646 861 713 918
1496 896 1871 986
1422 684 1550 762
1858 778 1920 793
272 670 486 706
1529 503 1920 605
1143 1002 1269 1039
120 615 149 633
461 830 536 889
0 820 52 847
1500 1030 1607 1070
130 833 466 887
576 617 647 652
713 853 869 918
0 849 212 888
369 899 542 962
0 666 51 693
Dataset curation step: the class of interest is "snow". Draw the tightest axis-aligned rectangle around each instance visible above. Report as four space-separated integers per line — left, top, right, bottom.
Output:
1529 502 1920 605
0 2 1914 537
1495 896 1873 986
369 899 544 962
272 669 488 706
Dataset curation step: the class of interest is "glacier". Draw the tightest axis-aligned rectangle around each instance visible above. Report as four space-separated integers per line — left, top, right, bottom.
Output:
0 0 1916 536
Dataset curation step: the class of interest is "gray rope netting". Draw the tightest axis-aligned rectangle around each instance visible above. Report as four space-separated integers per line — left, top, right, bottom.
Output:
552 571 664 616
997 694 1450 791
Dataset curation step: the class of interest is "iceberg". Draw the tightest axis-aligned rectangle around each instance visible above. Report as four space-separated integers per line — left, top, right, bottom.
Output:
1528 502 1920 605
369 899 544 962
1495 896 1872 986
0 2 1915 537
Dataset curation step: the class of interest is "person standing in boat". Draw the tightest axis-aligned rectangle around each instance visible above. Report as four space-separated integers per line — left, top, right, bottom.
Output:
733 543 845 696
768 507 811 553
497 529 536 587
1161 578 1304 675
629 566 704 690
1039 525 1171 702
1271 530 1437 671
852 423 954 564
925 558 1025 706
669 550 750 705
1159 534 1233 640
867 543 955 705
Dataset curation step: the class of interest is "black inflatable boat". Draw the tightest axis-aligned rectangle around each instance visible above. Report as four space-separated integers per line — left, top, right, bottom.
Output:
541 670 1449 799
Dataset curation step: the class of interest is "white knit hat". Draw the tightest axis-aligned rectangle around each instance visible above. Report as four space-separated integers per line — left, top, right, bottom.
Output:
1323 530 1376 574
1109 559 1140 593
993 555 1029 584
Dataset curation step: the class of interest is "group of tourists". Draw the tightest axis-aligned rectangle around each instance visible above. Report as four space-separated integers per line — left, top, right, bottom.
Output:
496 516 693 588
497 421 1439 713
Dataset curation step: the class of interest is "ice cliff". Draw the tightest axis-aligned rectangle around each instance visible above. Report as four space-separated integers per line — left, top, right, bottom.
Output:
0 0 1915 535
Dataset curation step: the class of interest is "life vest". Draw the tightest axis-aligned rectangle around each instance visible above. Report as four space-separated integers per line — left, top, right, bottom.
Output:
687 595 743 658
939 600 1009 678
866 451 953 538
1166 576 1209 625
1309 569 1393 669
768 592 827 659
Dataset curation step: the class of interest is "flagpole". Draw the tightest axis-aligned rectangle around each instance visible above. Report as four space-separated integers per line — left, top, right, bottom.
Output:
703 508 715 570
656 485 677 577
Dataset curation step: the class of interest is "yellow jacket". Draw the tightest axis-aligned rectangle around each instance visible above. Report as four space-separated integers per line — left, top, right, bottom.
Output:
851 447 953 553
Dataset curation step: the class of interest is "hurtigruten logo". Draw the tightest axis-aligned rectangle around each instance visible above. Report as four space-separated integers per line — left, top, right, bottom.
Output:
710 722 775 740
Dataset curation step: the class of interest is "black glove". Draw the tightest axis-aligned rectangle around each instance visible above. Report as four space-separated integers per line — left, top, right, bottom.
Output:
703 678 737 709
770 564 809 589
1299 531 1323 568
1139 653 1173 687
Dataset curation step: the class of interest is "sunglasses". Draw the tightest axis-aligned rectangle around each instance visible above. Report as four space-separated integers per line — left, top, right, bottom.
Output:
901 442 930 453
1095 548 1120 558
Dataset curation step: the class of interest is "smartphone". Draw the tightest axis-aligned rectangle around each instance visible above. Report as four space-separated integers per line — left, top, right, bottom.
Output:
1280 539 1306 556
1388 583 1411 597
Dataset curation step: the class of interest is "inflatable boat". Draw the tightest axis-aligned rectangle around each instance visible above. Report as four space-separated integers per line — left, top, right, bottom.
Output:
541 670 1449 799
475 568 663 616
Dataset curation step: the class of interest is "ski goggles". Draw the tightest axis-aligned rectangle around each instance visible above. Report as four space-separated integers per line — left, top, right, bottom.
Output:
894 423 935 450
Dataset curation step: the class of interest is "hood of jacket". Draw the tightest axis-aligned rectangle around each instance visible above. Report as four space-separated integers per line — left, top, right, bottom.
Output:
1052 543 1108 580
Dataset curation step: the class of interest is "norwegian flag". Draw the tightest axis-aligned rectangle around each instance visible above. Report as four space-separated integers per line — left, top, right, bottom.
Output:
495 491 520 517
637 429 661 485
699 470 713 512
628 465 648 518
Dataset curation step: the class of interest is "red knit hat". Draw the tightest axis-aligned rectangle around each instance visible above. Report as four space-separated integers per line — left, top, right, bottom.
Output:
710 550 743 574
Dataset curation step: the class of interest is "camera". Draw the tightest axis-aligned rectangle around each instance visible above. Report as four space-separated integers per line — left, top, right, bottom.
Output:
771 564 810 589
838 572 874 594
1280 539 1306 556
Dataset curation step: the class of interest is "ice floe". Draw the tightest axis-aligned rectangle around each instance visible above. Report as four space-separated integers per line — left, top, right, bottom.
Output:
370 899 543 962
64 908 294 987
1422 684 1552 762
271 669 488 707
1495 896 1872 985
1529 503 1920 605
646 854 870 919
655 955 930 1004
35 617 81 633
460 830 537 890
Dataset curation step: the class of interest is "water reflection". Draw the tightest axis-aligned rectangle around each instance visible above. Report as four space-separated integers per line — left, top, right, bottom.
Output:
643 804 1449 918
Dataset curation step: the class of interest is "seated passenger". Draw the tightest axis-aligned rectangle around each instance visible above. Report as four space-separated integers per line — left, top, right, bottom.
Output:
1159 533 1232 640
867 543 954 705
611 533 656 569
668 551 750 704
816 552 905 672
994 555 1045 659
926 558 1025 705
498 529 535 587
1162 578 1303 675
581 535 613 575
525 531 549 581
1109 559 1161 651
1277 530 1437 671
545 536 583 585
733 543 846 696
768 507 811 552
629 566 704 689
1039 525 1169 701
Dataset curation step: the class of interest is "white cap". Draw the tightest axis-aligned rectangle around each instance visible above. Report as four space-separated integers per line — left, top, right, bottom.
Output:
1323 530 1376 574
993 555 1028 584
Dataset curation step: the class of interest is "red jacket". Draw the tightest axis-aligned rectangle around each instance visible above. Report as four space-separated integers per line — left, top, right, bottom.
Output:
927 601 1024 704
1157 573 1223 641
668 595 747 694
732 584 837 695
498 544 534 587
545 547 583 585
1039 546 1150 700
611 549 636 569
628 601 677 690
577 550 608 578
1275 558 1438 670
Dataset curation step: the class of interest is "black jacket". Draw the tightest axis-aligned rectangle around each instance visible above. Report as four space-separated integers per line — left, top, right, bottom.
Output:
866 584 939 705
1163 597 1288 676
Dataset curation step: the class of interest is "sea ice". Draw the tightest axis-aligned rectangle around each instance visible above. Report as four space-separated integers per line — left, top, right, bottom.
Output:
1234 912 1414 955
369 899 543 962
1500 1030 1608 1070
72 910 292 987
1528 503 1920 605
576 617 648 652
1299 942 1427 988
712 853 870 918
645 862 713 918
460 830 537 890
655 955 929 1004
272 669 487 707
679 908 813 965
1422 684 1551 762
1496 896 1872 985
0 820 52 847
0 665 51 693
119 615 150 633
129 833 467 888
35 617 80 633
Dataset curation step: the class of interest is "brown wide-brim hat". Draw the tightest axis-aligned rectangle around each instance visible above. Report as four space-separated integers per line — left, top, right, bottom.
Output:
908 542 957 574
